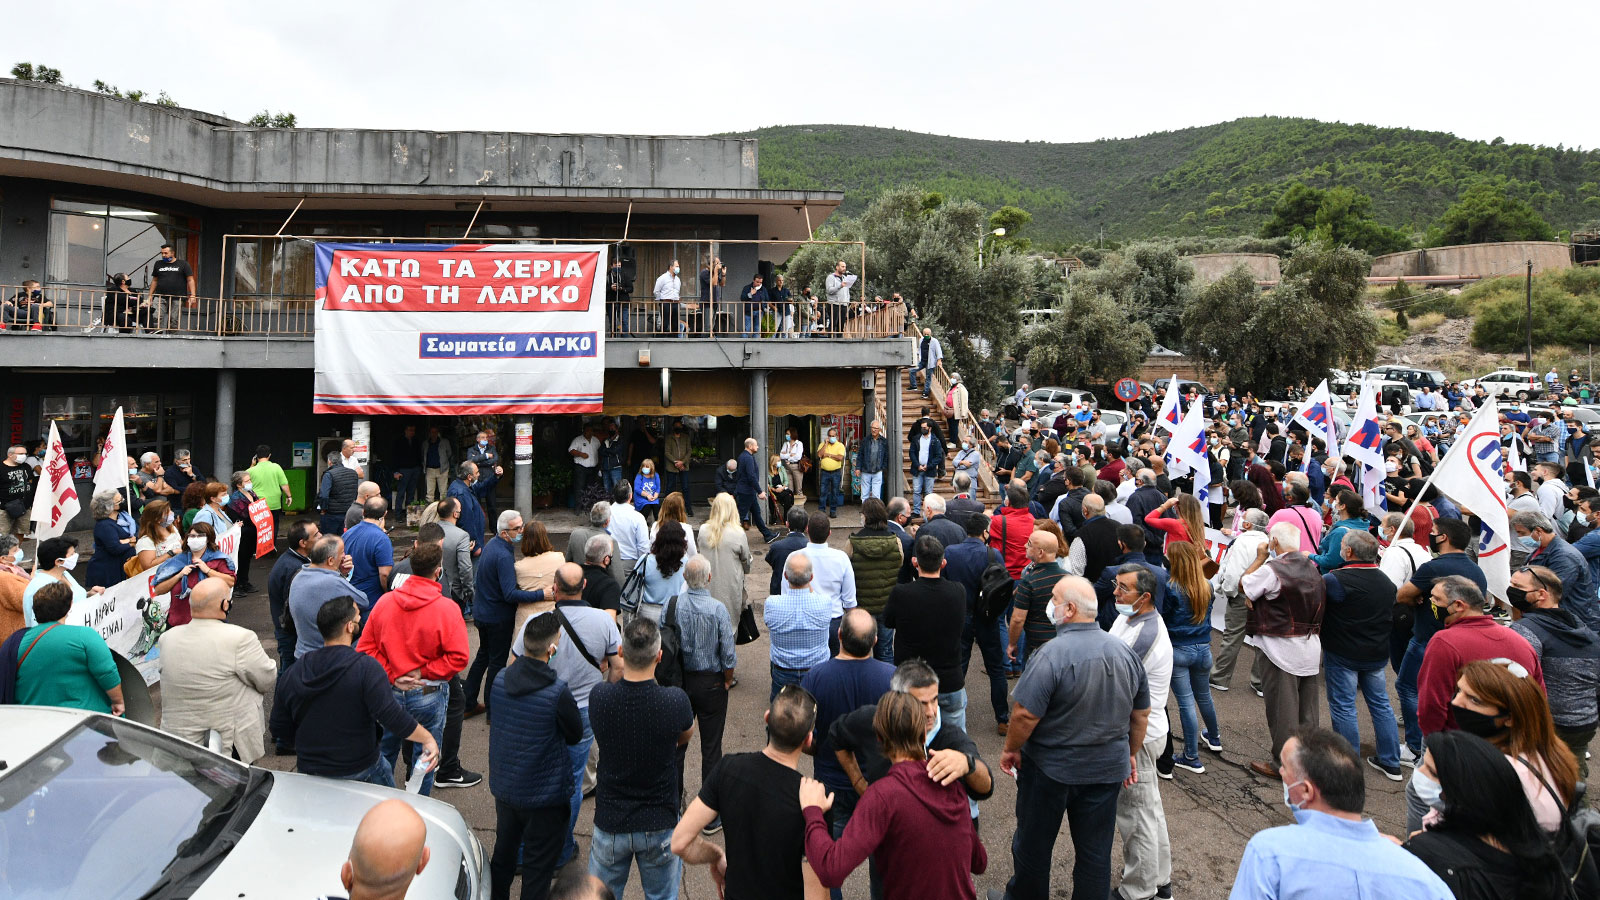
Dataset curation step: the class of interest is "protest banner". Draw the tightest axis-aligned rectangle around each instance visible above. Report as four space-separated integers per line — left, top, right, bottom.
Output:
66 523 243 684
312 243 608 415
248 498 275 559
29 421 80 541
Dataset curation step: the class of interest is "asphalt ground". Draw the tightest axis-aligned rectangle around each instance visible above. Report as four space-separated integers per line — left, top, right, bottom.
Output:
165 509 1497 900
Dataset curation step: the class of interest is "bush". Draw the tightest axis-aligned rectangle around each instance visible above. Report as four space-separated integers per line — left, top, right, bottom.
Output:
1471 285 1600 352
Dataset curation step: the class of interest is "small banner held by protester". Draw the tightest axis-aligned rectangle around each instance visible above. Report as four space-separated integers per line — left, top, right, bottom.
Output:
248 498 275 559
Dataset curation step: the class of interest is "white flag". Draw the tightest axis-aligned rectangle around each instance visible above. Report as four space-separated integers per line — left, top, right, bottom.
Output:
1429 397 1511 602
1155 374 1182 434
1361 460 1388 514
1169 401 1210 477
1342 381 1386 471
1503 434 1523 476
30 421 82 542
93 407 130 495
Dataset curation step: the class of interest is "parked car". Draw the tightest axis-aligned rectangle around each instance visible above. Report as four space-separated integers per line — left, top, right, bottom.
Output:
0 706 487 900
1152 378 1211 397
1464 368 1544 401
1024 386 1099 415
1368 365 1448 392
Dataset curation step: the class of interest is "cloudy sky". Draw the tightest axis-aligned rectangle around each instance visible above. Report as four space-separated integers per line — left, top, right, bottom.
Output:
13 0 1590 148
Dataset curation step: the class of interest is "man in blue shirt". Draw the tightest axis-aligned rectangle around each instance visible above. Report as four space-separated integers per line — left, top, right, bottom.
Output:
1230 728 1451 900
446 462 485 552
463 510 546 718
1092 525 1168 632
340 498 393 616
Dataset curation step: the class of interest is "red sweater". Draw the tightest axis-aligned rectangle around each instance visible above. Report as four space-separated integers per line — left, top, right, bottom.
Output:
356 575 470 681
803 760 986 900
988 505 1034 579
1417 615 1544 735
1144 508 1195 554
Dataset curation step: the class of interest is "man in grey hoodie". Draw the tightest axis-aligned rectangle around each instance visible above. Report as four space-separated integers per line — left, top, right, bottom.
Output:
1508 564 1600 776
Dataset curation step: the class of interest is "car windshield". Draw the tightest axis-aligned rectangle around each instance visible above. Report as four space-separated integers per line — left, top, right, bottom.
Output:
0 716 253 899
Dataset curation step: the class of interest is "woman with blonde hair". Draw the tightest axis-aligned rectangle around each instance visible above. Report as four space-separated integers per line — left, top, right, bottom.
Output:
1145 492 1208 555
768 454 794 524
514 521 565 593
650 491 696 557
1163 541 1220 773
698 493 751 626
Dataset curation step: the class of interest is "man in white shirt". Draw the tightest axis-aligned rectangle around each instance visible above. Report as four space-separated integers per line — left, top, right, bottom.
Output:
1109 564 1174 900
568 423 601 510
796 511 856 656
1210 508 1271 694
606 481 651 577
1534 462 1568 525
1507 471 1541 515
1241 522 1326 780
1377 511 1432 590
652 259 682 336
823 260 853 336
340 438 364 477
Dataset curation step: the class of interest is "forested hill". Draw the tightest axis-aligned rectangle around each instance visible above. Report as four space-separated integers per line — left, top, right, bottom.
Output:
731 118 1600 246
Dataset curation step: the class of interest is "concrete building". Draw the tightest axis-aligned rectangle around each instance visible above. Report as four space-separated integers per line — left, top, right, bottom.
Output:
1369 241 1572 279
1185 252 1280 286
0 80 912 526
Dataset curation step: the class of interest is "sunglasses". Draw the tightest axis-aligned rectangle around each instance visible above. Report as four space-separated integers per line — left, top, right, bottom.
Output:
1516 566 1557 595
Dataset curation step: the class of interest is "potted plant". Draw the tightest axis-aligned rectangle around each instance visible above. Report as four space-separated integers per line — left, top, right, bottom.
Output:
530 460 571 508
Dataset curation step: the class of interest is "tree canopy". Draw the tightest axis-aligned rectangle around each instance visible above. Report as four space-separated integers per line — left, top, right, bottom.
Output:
1259 182 1412 254
1427 180 1557 245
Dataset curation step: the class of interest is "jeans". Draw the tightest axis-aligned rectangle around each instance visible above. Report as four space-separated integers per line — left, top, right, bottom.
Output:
492 801 567 900
558 707 594 867
871 612 895 663
1324 651 1401 769
664 469 692 508
589 826 681 900
393 466 422 511
911 472 937 517
771 663 809 701
602 466 623 494
465 619 515 713
1006 754 1121 900
1396 637 1427 756
914 366 937 395
379 683 448 794
1169 643 1220 761
859 470 884 501
1115 737 1172 900
334 753 396 788
959 612 1010 723
938 689 968 735
820 468 843 514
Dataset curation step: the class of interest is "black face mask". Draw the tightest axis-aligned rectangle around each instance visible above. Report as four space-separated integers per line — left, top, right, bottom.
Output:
1428 534 1441 553
1431 602 1453 624
1506 585 1538 613
1452 704 1506 739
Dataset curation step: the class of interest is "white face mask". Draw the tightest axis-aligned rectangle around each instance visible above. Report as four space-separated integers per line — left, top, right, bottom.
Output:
1412 769 1443 809
187 536 207 553
61 552 79 571
1114 602 1138 618
163 512 175 526
1047 600 1069 627
242 481 253 492
9 547 21 563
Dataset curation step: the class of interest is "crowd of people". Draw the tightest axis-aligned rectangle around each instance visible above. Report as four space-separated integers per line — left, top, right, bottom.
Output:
623 257 911 338
6 360 1600 899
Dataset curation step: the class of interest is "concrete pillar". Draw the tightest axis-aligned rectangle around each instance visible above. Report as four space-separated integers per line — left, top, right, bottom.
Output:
513 415 533 520
885 366 904 501
213 369 237 478
749 369 770 459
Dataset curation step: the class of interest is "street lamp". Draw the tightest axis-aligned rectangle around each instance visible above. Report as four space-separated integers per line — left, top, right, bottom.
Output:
978 226 1006 268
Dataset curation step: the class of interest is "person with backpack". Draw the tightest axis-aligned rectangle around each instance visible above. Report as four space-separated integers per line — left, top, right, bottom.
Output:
945 512 1013 736
512 563 621 869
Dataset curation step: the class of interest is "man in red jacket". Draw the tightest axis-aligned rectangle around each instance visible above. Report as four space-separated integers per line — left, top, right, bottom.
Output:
989 483 1036 580
1416 575 1543 736
357 540 470 795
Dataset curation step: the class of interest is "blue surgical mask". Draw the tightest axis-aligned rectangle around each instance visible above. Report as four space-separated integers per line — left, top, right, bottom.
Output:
1520 535 1538 550
1282 778 1305 812
1114 602 1137 618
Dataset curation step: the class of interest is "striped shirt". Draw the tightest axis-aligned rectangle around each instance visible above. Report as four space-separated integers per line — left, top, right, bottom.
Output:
763 587 833 670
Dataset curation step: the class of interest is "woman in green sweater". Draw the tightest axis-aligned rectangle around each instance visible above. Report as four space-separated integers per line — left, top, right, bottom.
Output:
14 579 124 715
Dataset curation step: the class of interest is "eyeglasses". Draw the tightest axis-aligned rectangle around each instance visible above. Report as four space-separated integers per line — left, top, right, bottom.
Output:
1516 566 1557 594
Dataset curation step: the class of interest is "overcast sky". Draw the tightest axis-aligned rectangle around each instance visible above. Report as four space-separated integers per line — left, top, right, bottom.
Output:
14 0 1591 149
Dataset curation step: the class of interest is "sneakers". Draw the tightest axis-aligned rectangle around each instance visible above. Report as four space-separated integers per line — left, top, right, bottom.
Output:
1201 731 1223 753
1157 885 1173 900
1209 682 1229 692
1366 756 1404 782
433 767 483 789
701 816 723 836
1398 745 1419 768
1253 687 1265 698
1172 755 1206 774
1156 755 1174 781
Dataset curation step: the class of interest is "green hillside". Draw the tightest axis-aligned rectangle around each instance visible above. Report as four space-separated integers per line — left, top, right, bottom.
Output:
732 118 1600 246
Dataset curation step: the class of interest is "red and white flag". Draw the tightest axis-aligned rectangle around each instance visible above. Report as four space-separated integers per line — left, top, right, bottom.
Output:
1430 397 1511 602
30 421 81 541
92 406 130 495
1155 374 1182 434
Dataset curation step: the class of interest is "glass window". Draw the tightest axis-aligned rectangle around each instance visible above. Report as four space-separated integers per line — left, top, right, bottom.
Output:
230 223 382 302
47 199 197 292
41 394 189 461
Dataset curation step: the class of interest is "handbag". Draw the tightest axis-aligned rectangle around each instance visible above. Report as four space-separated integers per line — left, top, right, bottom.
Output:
124 554 146 578
618 557 650 618
736 604 761 645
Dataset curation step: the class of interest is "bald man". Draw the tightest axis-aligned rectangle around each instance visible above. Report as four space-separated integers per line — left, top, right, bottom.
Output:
735 436 776 542
347 481 383 531
339 798 430 900
1010 530 1069 664
157 577 277 763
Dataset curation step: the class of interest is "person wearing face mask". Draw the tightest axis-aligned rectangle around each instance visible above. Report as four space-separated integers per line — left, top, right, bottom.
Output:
1240 522 1325 780
1571 496 1600 589
1230 729 1454 900
0 535 27 643
818 428 849 519
857 420 889 503
1510 510 1600 632
632 458 662 524
1394 519 1488 764
225 470 262 594
446 461 486 550
1402 730 1577 900
151 521 238 627
652 259 682 336
1107 564 1174 898
156 577 277 763
21 536 103 629
1504 565 1600 777
0 444 34 542
0 533 24 579
86 489 138 590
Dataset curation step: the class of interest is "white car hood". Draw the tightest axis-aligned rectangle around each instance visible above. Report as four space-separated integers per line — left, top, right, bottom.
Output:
189 771 481 900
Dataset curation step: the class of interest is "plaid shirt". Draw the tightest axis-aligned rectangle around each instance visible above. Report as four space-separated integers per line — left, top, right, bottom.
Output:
762 587 833 670
677 587 736 673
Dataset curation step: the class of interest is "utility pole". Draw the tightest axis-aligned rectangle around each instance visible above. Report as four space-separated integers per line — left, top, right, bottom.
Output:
1525 259 1534 370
